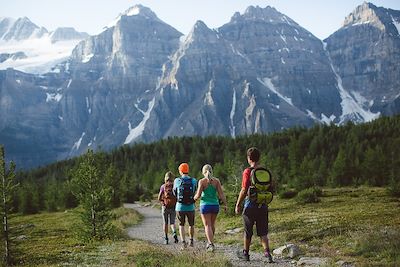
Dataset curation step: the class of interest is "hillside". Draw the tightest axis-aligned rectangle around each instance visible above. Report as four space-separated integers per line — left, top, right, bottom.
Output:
5 187 400 266
12 115 400 215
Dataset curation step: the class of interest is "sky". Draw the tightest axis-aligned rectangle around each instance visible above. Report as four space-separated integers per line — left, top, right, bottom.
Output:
1 0 400 40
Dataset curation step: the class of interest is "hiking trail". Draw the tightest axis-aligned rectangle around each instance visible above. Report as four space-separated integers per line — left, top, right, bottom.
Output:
125 203 292 266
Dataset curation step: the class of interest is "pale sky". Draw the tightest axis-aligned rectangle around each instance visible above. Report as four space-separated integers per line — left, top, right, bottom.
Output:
1 0 400 40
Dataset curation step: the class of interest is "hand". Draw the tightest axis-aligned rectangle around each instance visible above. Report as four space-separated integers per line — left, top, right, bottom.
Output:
223 204 228 213
235 204 241 215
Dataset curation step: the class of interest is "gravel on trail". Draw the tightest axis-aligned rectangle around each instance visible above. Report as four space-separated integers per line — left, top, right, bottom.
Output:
125 203 292 267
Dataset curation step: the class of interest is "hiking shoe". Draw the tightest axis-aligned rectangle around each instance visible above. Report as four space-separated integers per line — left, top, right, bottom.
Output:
264 251 273 263
236 250 250 261
180 241 187 250
206 243 215 252
173 234 179 243
164 238 169 245
189 239 194 247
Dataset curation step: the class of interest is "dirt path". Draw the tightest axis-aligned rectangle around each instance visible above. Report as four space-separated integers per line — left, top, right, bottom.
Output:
125 203 292 267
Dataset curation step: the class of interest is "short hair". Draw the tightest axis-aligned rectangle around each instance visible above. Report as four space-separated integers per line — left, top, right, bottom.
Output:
247 147 260 163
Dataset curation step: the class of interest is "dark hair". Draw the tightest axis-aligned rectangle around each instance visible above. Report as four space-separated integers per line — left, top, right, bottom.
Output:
247 147 260 163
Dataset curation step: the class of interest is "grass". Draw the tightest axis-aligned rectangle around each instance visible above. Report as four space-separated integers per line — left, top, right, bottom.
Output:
205 186 400 266
3 187 399 266
6 206 230 266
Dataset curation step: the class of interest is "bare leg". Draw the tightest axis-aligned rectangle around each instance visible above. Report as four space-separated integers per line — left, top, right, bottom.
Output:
210 213 218 237
201 213 213 244
179 225 186 242
170 224 176 233
164 224 168 237
244 235 251 252
260 235 270 251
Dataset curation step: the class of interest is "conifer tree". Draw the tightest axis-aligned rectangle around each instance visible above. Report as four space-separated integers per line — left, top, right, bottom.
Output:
70 149 113 240
0 146 18 265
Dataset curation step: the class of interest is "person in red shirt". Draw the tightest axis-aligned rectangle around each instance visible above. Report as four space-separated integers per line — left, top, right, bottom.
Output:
235 147 273 263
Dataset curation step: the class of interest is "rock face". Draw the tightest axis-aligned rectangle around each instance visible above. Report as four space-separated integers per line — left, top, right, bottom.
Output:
0 3 399 168
50 27 89 43
324 2 400 119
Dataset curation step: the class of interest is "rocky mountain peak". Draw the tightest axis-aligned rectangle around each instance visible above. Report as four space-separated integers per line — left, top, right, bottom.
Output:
188 20 215 38
122 4 159 20
343 2 385 30
50 27 89 43
229 5 298 27
342 2 400 36
1 16 48 41
104 4 161 30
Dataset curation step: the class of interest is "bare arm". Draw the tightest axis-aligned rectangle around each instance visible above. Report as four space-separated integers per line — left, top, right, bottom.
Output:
235 187 247 214
157 187 163 202
216 179 227 210
194 179 204 202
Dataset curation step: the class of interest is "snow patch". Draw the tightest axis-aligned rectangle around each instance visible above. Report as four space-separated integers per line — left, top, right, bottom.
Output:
321 113 336 124
204 91 214 105
72 132 85 151
46 93 62 102
258 77 293 106
229 90 237 138
324 42 380 123
280 35 287 44
124 98 155 144
306 110 318 121
82 53 93 63
391 16 400 35
0 37 82 74
352 20 370 26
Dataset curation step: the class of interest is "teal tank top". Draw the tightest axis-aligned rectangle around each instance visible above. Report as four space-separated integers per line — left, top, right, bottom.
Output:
200 181 219 206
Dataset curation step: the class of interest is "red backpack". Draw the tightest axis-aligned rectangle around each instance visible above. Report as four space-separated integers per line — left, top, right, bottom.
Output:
164 181 177 208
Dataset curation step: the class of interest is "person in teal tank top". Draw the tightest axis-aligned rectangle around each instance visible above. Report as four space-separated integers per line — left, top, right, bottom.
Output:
194 164 227 252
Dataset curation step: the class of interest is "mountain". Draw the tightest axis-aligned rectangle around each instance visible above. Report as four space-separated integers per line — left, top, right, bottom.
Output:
324 2 400 118
0 3 399 169
0 17 88 74
0 17 47 41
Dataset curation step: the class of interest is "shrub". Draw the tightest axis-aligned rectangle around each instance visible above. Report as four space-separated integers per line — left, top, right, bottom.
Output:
279 189 298 199
388 177 400 198
296 187 322 204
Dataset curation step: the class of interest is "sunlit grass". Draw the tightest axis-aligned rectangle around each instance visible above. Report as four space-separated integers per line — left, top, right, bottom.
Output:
209 187 400 266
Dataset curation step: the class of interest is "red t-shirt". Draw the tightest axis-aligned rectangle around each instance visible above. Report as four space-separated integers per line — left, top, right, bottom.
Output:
241 167 252 190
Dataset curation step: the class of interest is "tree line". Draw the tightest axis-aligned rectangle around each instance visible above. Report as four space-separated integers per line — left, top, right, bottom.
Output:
10 115 400 215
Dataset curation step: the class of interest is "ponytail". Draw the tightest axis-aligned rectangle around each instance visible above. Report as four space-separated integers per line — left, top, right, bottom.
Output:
202 164 213 181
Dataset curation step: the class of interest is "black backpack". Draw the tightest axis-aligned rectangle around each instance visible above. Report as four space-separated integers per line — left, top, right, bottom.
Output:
177 178 195 204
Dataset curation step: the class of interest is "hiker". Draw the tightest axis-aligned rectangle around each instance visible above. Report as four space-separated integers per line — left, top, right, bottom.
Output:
158 171 179 244
194 164 228 252
173 162 197 249
235 147 274 263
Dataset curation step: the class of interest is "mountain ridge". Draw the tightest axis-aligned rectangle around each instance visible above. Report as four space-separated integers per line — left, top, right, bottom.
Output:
0 2 399 169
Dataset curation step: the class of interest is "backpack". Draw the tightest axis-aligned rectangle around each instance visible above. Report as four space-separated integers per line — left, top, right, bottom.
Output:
163 181 177 208
177 178 195 205
247 167 273 206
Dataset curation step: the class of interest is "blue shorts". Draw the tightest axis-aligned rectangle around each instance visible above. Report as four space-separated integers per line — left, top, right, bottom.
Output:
200 204 219 214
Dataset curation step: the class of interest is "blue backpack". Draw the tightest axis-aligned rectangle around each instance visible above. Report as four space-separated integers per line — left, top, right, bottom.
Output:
177 178 195 204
